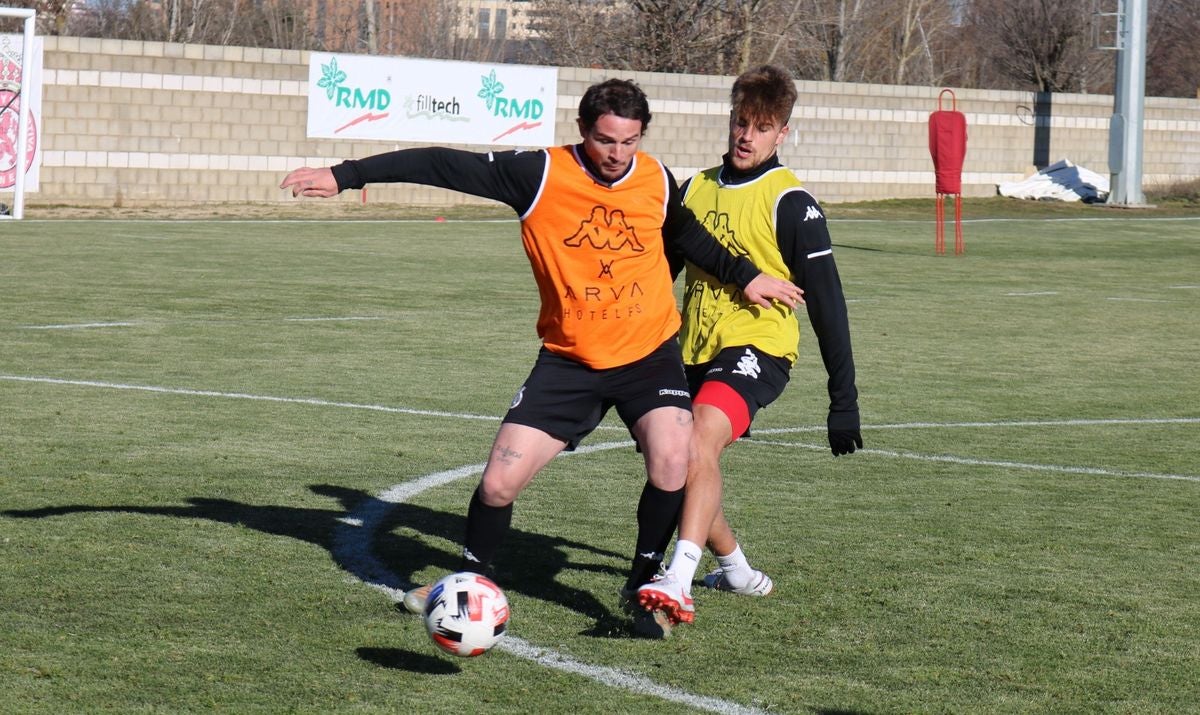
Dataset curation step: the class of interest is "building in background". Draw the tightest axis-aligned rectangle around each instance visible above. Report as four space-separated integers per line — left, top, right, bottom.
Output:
457 0 535 41
306 0 537 55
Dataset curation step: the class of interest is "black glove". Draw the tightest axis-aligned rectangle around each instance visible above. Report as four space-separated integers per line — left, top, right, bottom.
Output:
827 409 862 456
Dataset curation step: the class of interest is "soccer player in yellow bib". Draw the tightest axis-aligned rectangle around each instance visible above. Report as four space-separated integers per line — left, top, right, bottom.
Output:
637 65 862 628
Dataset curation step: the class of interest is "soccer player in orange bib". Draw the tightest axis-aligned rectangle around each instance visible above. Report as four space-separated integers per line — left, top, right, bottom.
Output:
280 79 803 638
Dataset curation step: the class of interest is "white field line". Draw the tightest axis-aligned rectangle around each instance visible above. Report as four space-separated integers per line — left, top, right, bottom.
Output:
0 375 501 423
1106 297 1175 303
18 218 519 224
0 374 630 432
330 442 767 715
753 418 1200 481
744 440 1200 483
7 373 1195 707
281 316 385 322
6 371 753 710
19 216 1200 226
20 317 387 329
22 322 141 330
498 637 765 715
753 417 1200 434
5 374 1196 453
837 216 1200 225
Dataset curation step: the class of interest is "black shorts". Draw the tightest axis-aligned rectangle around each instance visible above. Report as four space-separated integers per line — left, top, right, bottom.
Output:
503 338 693 450
685 345 791 435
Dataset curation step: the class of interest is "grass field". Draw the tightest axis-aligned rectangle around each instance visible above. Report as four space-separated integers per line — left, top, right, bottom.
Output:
2 203 1198 713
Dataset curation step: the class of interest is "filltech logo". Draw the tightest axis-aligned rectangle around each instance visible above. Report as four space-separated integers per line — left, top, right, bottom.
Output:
0 54 38 190
404 93 467 124
318 57 392 133
477 69 545 142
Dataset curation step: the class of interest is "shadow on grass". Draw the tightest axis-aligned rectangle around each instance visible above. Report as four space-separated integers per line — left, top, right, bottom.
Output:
356 647 460 675
3 484 632 640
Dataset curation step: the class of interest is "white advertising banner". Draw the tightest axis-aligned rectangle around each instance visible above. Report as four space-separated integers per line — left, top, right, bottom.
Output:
0 33 42 191
306 54 557 147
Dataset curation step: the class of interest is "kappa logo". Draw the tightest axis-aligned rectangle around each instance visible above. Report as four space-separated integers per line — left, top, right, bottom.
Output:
732 348 762 379
803 205 824 222
699 210 750 258
564 206 645 252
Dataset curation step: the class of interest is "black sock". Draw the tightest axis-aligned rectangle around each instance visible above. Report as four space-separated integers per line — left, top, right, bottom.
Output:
624 482 684 591
461 486 512 573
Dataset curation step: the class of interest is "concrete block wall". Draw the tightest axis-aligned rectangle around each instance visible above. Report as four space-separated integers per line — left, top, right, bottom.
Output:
22 36 1200 208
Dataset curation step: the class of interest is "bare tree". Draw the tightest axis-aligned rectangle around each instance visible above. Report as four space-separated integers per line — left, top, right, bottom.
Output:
1146 0 1200 98
960 0 1112 93
783 0 876 82
882 0 956 85
530 0 752 74
251 0 312 50
0 0 70 35
523 0 630 69
23 0 1198 99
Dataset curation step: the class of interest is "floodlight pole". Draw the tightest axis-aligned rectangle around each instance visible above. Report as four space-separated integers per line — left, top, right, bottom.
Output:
1106 0 1148 206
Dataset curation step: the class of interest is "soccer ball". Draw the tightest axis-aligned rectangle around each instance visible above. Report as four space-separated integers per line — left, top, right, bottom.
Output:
423 571 510 657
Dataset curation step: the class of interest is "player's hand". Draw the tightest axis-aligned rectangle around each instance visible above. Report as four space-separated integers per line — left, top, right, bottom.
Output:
827 409 862 456
279 167 340 198
743 273 804 310
828 429 862 456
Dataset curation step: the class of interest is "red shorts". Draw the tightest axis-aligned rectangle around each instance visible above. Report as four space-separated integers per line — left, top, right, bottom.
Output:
685 346 790 439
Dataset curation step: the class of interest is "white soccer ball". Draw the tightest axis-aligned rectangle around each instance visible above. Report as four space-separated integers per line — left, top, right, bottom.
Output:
423 571 510 657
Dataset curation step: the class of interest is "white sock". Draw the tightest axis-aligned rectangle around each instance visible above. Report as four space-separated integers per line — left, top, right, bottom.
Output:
666 539 703 594
715 544 754 589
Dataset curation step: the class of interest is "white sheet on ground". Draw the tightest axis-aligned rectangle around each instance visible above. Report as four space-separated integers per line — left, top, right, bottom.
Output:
997 159 1110 202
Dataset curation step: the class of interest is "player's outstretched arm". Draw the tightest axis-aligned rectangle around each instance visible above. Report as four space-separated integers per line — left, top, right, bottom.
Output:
742 273 804 311
279 167 340 198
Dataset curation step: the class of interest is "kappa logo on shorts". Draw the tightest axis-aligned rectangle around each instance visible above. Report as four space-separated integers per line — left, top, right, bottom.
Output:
510 385 526 409
732 349 762 379
658 388 690 398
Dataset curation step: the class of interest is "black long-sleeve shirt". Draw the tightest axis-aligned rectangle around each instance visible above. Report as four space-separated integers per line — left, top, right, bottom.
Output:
331 147 761 291
679 154 859 424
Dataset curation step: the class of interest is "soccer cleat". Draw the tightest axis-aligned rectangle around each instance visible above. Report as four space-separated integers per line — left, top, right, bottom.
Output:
636 572 695 625
631 607 674 639
402 583 434 614
620 587 672 639
701 567 774 596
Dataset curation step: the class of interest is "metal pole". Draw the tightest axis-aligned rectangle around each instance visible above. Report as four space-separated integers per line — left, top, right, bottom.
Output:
1107 0 1148 206
14 11 35 219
